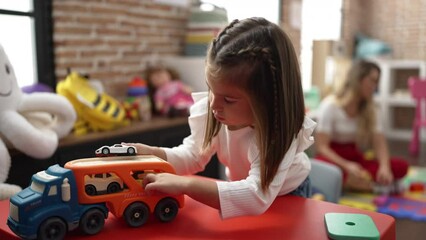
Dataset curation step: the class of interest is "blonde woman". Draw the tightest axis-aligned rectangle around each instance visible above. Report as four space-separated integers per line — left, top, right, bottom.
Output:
314 60 408 192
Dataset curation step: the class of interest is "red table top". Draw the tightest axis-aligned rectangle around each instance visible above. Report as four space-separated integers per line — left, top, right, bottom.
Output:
0 195 395 240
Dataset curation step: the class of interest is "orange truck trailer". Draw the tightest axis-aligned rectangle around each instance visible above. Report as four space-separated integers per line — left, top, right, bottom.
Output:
7 155 184 240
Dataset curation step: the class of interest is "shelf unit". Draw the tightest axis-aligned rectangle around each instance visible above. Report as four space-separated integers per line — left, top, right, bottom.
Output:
372 59 426 141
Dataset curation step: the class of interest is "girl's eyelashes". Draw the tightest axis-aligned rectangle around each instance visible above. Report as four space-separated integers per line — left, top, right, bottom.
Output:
224 97 237 104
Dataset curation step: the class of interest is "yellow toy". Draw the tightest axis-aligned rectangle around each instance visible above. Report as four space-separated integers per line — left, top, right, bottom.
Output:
364 149 375 161
339 193 377 211
57 71 129 135
122 101 140 121
311 193 325 201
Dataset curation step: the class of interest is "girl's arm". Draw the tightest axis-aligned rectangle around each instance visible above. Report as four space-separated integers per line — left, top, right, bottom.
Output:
125 141 220 208
372 133 393 184
315 132 365 178
143 173 220 209
123 94 214 176
124 142 220 208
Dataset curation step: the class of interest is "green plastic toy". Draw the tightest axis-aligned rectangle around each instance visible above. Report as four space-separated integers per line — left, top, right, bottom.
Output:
324 213 380 240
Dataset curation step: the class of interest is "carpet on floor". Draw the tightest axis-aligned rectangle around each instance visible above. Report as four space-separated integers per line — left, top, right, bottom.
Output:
338 166 426 221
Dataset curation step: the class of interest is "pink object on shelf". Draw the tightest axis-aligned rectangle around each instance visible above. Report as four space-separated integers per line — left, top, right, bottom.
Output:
408 77 426 157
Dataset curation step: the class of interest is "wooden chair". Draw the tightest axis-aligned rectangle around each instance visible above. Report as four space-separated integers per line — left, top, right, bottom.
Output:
408 77 426 157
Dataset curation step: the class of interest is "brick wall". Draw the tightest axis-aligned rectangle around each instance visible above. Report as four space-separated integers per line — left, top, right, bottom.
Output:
281 0 301 58
53 0 303 98
53 0 189 97
342 0 426 60
52 0 425 98
341 0 425 141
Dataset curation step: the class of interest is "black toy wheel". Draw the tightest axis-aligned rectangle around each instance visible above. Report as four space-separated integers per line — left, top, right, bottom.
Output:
102 148 110 155
38 217 66 240
127 147 136 155
124 202 150 227
80 208 105 235
107 182 121 193
155 198 179 222
85 184 97 196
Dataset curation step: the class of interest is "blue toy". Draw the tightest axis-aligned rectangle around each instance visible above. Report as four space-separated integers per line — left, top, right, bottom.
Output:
7 165 108 240
376 196 426 222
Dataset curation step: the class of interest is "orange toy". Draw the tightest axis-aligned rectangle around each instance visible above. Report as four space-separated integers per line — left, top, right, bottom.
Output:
8 155 184 239
64 155 185 226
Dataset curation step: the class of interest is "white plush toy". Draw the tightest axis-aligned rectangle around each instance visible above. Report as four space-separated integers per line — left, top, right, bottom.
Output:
0 44 76 200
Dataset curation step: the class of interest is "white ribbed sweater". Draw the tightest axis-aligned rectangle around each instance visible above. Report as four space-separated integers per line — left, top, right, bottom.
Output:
163 92 316 219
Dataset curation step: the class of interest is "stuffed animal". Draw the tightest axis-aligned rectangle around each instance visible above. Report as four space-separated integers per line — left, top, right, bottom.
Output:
146 65 193 117
0 44 76 200
57 71 129 135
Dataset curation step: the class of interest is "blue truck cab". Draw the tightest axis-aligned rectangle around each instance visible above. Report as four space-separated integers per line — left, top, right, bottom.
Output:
7 164 109 240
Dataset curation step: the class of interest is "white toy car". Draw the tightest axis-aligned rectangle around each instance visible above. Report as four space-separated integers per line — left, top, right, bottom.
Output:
84 172 124 195
95 144 137 156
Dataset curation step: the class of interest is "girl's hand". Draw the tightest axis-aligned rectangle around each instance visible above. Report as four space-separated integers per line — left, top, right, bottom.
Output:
376 165 393 185
121 142 166 159
142 173 189 196
121 142 151 155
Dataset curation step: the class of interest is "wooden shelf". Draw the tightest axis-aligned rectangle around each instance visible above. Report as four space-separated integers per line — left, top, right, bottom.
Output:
371 59 426 141
387 96 415 107
59 117 188 148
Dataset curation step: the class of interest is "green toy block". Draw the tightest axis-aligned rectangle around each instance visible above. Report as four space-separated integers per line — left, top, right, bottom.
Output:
324 213 380 240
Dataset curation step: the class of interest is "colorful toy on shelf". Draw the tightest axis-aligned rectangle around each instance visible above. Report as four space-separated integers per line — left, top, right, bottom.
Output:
7 155 185 240
56 71 129 135
122 101 140 121
95 144 137 156
146 66 194 117
126 76 152 121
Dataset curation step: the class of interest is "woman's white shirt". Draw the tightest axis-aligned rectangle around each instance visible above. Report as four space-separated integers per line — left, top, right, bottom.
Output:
315 95 383 143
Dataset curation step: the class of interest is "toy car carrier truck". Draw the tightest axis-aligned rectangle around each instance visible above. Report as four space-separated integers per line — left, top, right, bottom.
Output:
7 155 185 240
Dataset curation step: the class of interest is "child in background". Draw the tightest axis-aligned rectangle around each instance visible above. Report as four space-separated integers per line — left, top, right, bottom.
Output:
314 60 409 193
146 66 194 117
125 17 316 219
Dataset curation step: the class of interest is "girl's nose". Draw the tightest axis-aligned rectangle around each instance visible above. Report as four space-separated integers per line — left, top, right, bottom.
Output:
210 94 220 111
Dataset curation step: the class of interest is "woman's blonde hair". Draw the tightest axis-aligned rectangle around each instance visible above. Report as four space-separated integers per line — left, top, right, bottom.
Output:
203 17 305 191
334 60 381 148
